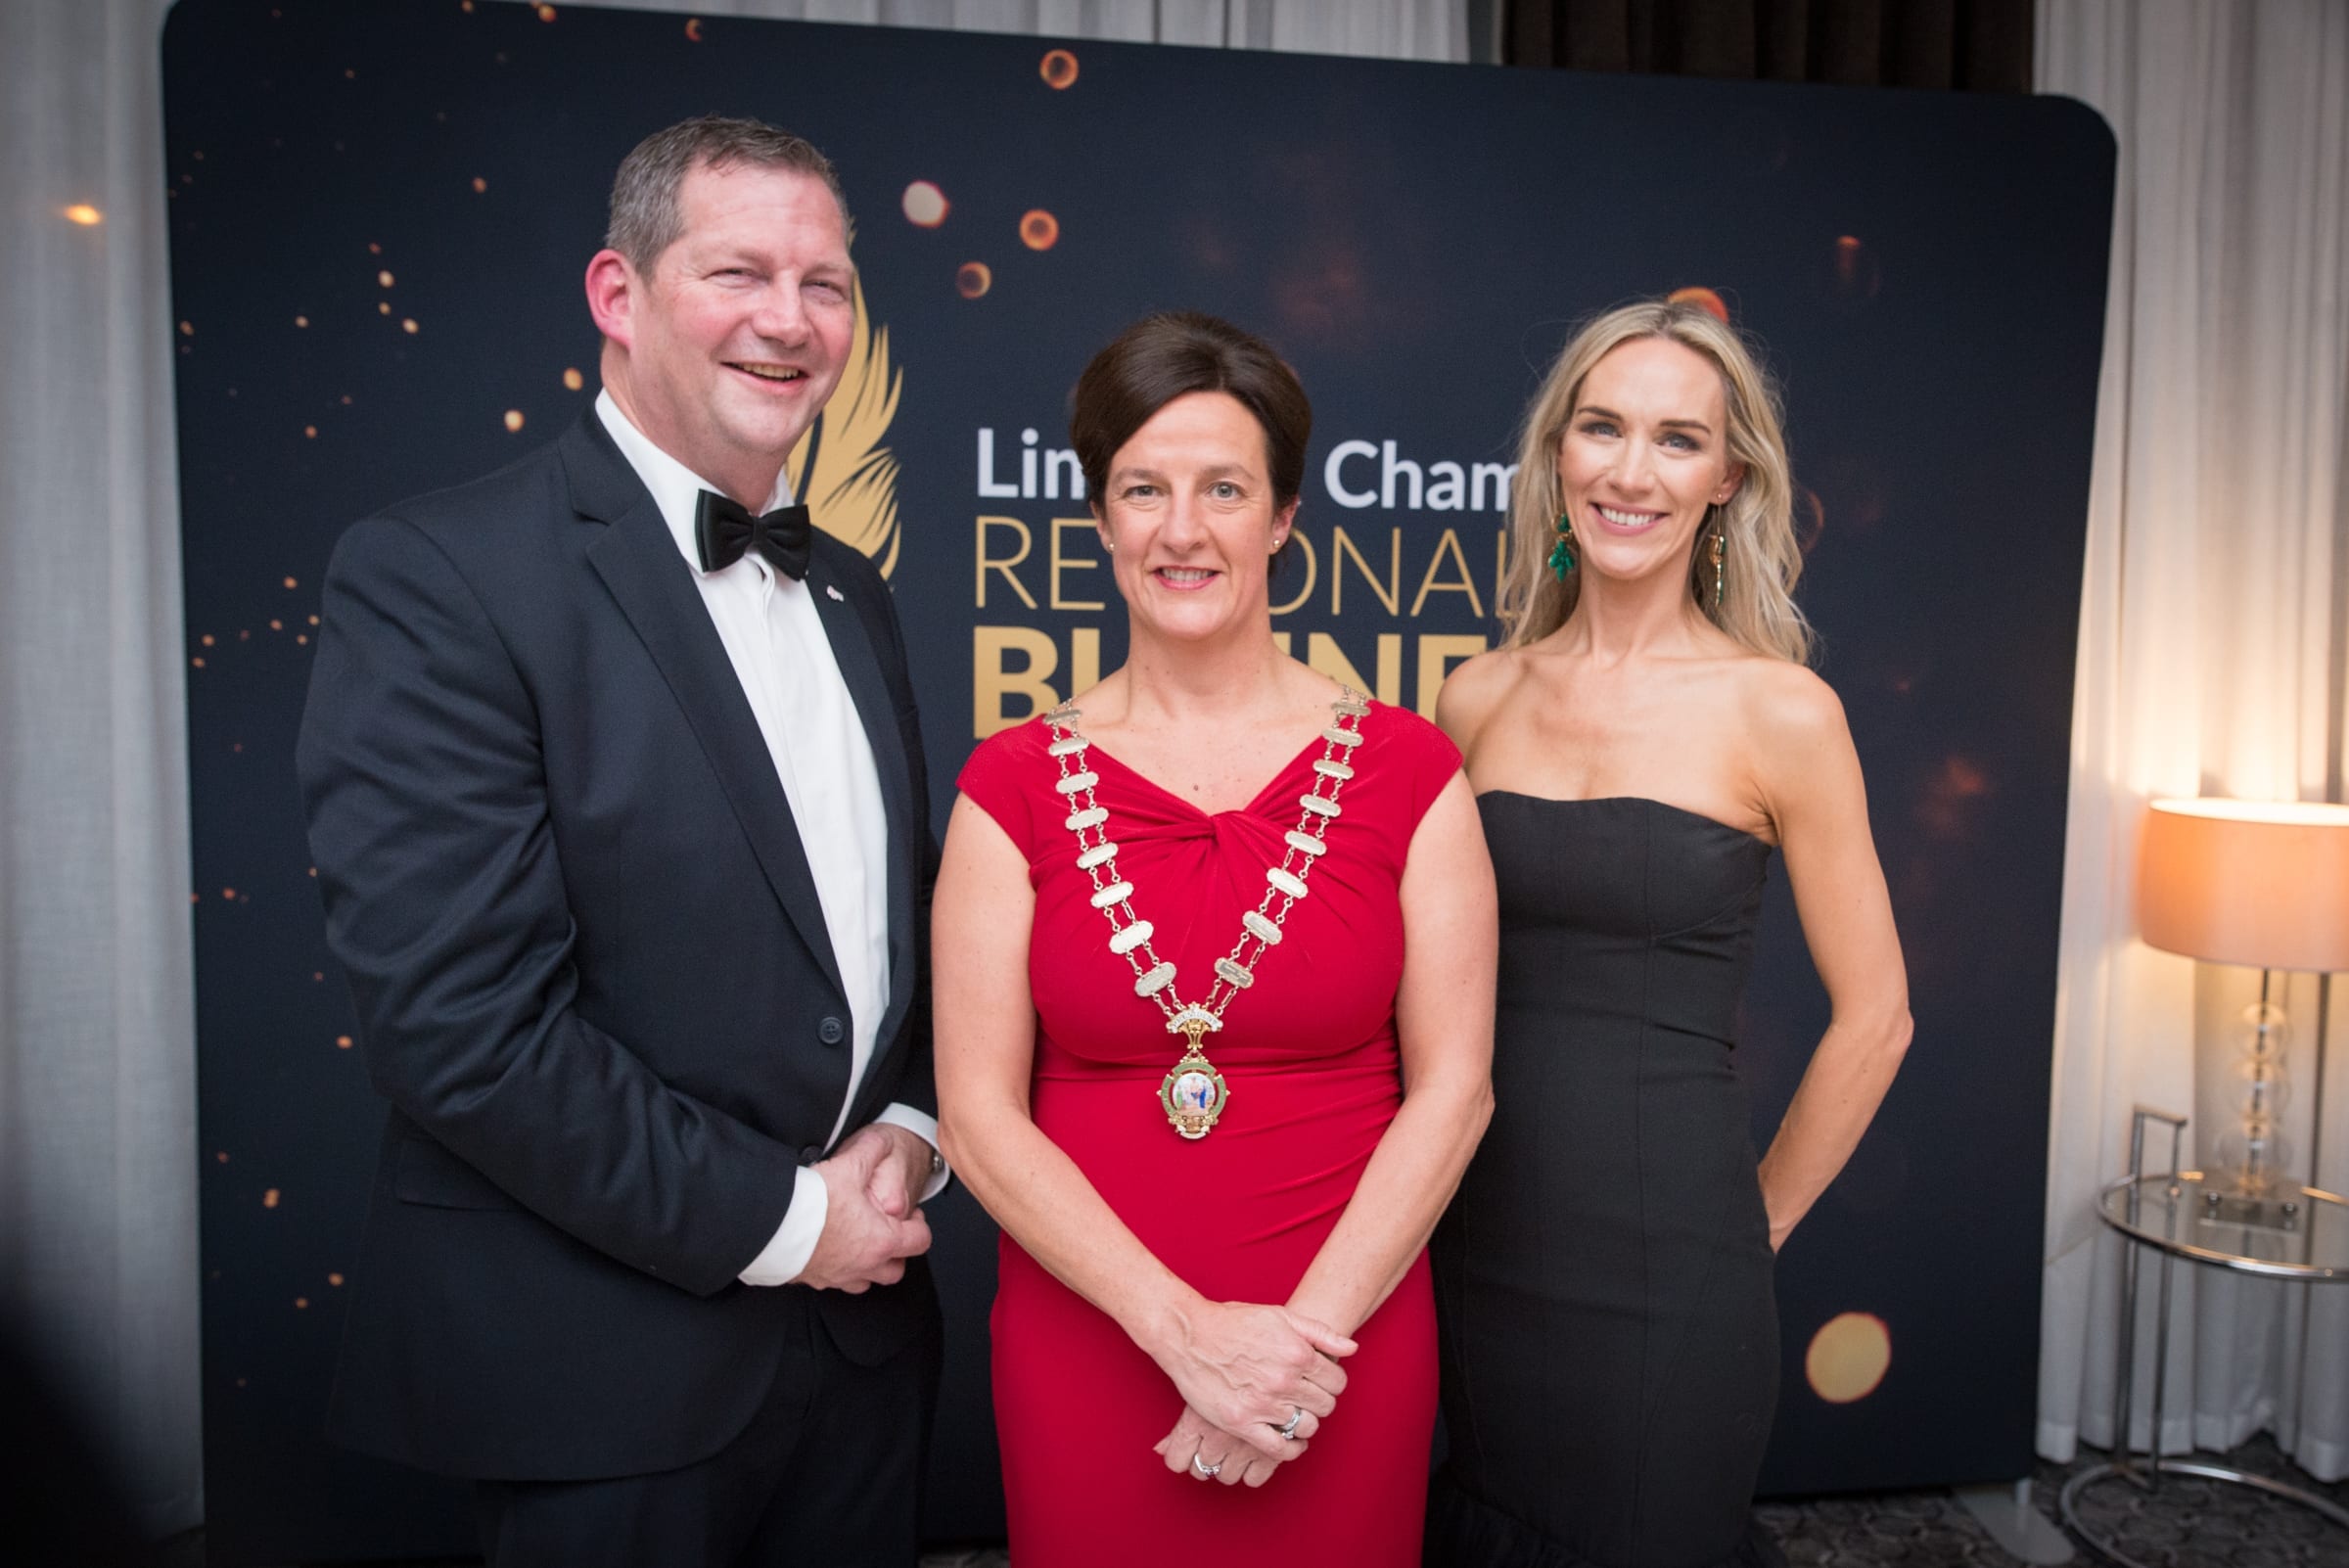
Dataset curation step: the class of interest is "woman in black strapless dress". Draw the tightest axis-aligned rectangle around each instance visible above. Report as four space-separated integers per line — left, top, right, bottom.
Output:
1428 300 1912 1568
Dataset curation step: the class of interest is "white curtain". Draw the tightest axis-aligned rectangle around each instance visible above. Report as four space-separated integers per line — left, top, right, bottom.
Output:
0 0 202 1538
2036 0 2349 1480
0 0 1460 1538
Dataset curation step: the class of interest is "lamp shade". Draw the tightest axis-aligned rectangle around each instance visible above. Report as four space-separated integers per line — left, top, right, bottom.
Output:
2137 799 2349 972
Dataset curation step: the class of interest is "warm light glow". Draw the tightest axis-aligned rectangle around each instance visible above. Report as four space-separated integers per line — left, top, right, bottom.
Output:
562 367 584 391
63 204 103 226
504 409 526 432
471 176 487 194
377 269 394 288
1040 48 1079 89
2150 798 2349 828
2139 798 2349 971
1805 1312 1891 1403
955 261 992 299
684 18 703 41
401 318 419 334
901 181 948 228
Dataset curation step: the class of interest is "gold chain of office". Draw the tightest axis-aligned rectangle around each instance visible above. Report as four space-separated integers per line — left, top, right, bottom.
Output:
1041 690 1372 1138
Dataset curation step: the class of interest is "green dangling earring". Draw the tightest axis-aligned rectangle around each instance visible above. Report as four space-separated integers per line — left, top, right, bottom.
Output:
1547 512 1577 580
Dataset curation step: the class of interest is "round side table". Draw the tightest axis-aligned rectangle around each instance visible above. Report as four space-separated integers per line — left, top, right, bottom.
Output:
2057 1110 2349 1566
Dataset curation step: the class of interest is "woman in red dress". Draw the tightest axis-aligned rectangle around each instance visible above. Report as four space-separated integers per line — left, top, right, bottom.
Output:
935 312 1497 1566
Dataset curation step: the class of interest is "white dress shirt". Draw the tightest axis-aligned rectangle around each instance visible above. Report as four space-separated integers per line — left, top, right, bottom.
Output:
597 391 942 1287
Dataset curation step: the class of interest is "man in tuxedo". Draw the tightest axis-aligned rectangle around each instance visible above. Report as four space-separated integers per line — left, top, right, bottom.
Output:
299 116 944 1567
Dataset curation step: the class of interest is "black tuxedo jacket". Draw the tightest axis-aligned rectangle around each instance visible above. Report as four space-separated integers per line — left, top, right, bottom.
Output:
298 408 939 1481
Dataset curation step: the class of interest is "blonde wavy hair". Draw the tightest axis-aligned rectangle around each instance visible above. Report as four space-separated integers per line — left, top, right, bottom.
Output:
1494 300 1813 665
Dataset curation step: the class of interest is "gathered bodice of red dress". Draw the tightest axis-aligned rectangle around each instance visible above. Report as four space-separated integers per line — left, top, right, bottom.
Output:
961 701 1457 1294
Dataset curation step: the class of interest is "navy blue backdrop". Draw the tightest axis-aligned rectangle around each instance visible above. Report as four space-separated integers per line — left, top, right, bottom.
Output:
164 1 2112 1559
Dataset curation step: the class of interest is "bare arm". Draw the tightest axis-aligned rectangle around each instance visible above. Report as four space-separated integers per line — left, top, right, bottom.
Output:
1752 675 1912 1249
1286 768 1497 1331
1160 767 1496 1485
933 795 1354 1462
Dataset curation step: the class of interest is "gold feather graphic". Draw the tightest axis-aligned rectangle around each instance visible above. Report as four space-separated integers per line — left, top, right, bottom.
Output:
787 279 903 576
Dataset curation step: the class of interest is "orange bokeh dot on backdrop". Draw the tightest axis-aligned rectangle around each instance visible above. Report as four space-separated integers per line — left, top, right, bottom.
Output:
1020 209 1060 251
1667 286 1729 323
1040 49 1079 89
1805 1312 1891 1404
955 262 992 300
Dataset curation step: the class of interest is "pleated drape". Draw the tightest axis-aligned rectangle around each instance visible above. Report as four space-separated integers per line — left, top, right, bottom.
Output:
0 0 202 1538
1504 0 2033 90
2035 0 2349 1480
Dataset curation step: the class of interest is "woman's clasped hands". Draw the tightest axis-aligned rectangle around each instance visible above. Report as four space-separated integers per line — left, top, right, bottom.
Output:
1146 1299 1354 1488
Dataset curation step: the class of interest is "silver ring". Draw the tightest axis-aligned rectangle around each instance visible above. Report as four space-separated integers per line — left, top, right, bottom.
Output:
1277 1407 1304 1440
1192 1453 1222 1479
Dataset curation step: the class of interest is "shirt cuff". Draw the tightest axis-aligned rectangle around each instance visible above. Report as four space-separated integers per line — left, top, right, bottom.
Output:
874 1102 951 1202
738 1165 826 1287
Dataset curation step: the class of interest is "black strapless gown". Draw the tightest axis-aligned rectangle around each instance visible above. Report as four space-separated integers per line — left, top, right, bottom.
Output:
1429 795 1785 1568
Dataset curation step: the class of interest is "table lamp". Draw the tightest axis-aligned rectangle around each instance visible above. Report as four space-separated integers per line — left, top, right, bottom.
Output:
2137 799 2349 1200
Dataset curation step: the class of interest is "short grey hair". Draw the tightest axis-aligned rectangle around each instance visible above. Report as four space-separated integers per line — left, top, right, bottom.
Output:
605 115 853 269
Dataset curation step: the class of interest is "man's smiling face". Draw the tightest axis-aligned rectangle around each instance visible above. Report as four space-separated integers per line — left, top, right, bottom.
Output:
601 160 853 503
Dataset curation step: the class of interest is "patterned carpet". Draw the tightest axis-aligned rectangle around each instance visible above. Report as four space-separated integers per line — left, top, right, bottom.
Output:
1762 1435 2348 1568
148 1434 2347 1565
918 1435 2349 1568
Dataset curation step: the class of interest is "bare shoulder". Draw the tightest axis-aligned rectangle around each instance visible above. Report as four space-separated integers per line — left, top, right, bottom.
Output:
1737 658 1850 755
1432 646 1528 748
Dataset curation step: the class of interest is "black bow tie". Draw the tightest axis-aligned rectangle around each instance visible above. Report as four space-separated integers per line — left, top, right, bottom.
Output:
694 490 813 580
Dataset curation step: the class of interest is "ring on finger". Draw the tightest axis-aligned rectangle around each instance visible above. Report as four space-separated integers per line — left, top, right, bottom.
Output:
1277 1407 1305 1441
1192 1453 1222 1480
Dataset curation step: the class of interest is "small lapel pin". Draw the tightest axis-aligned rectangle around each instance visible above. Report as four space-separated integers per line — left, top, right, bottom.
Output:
824 584 845 602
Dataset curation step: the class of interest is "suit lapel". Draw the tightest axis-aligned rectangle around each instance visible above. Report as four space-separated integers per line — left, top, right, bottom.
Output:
569 420 846 1002
803 550 916 1063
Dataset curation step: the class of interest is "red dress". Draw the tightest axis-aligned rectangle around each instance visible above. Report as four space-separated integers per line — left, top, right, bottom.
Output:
956 699 1461 1568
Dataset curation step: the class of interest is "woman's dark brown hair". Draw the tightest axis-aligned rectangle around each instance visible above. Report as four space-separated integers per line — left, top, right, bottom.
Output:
1069 311 1313 516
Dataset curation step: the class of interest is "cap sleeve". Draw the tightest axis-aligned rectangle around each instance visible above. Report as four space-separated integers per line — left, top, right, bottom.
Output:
955 719 1053 860
1372 702 1465 838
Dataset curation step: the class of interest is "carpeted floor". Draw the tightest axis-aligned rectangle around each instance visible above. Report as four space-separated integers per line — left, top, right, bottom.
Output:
919 1435 2349 1568
1763 1434 2346 1568
155 1433 2348 1566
